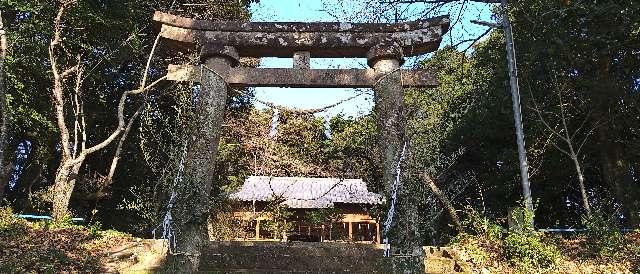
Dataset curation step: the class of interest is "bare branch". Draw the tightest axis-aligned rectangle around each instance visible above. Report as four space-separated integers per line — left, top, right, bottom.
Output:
576 119 604 155
571 107 594 141
60 65 78 80
470 19 501 28
71 55 83 158
49 2 75 158
76 75 167 160
105 103 145 185
557 87 573 142
550 141 571 157
529 102 567 143
140 34 162 91
461 26 492 52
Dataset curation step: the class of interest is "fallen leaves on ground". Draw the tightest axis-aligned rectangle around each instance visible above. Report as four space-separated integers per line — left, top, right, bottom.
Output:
0 219 165 273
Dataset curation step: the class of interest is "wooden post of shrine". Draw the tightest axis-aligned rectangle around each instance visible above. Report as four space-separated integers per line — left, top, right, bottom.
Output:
255 219 261 240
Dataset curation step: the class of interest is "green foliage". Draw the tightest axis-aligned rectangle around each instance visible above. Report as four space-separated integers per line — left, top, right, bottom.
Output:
461 207 504 241
508 204 536 233
262 201 294 240
305 208 343 226
504 205 560 272
582 212 624 258
0 206 27 236
88 221 102 237
503 231 560 272
454 206 560 272
46 212 75 229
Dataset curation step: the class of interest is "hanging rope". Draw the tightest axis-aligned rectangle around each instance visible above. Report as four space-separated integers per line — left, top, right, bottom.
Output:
382 141 407 257
323 113 332 139
201 65 367 115
268 108 280 138
152 142 188 254
253 92 365 115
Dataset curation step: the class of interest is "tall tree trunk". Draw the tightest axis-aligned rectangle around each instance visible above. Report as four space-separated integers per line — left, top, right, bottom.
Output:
165 56 230 272
0 163 12 201
51 156 84 219
592 57 639 227
596 128 638 227
0 11 10 200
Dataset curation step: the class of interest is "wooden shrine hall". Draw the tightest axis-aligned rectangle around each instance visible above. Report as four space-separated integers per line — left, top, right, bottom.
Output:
229 176 385 243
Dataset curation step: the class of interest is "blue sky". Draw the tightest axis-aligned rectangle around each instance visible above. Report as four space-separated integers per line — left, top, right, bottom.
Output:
248 0 495 117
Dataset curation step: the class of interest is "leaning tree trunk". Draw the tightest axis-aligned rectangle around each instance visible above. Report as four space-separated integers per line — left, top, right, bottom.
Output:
570 154 591 217
164 53 230 272
421 173 463 232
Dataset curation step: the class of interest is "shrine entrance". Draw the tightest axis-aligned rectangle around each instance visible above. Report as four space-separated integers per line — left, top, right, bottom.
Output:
153 11 449 271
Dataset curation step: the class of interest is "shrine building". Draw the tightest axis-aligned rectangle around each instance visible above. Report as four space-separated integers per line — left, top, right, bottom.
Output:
229 176 384 243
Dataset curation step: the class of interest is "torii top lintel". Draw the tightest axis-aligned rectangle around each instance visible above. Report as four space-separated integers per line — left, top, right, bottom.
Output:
153 11 450 59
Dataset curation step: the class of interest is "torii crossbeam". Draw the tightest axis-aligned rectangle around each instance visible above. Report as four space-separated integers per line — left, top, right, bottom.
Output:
154 11 449 88
153 11 450 272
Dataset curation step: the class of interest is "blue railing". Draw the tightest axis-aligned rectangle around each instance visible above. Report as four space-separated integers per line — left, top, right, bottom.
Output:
15 214 84 222
538 228 635 233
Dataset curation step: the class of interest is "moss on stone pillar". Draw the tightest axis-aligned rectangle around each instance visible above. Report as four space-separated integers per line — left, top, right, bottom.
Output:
165 48 235 272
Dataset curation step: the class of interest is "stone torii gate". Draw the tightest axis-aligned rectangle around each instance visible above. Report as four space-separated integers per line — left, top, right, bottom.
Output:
153 11 449 272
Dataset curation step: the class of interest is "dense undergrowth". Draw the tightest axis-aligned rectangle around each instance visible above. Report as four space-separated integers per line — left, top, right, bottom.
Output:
451 207 640 273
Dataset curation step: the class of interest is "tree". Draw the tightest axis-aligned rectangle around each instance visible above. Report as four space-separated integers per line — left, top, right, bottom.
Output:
531 77 598 218
47 1 166 219
0 10 10 200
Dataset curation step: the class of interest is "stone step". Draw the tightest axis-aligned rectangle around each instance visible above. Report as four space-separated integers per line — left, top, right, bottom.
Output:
201 241 469 273
201 253 387 272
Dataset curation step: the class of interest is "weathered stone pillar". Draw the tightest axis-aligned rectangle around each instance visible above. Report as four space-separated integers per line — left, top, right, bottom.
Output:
167 45 238 272
370 43 424 273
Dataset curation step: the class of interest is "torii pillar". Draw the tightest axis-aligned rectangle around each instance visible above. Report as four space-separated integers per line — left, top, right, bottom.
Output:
166 45 239 271
369 43 424 272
